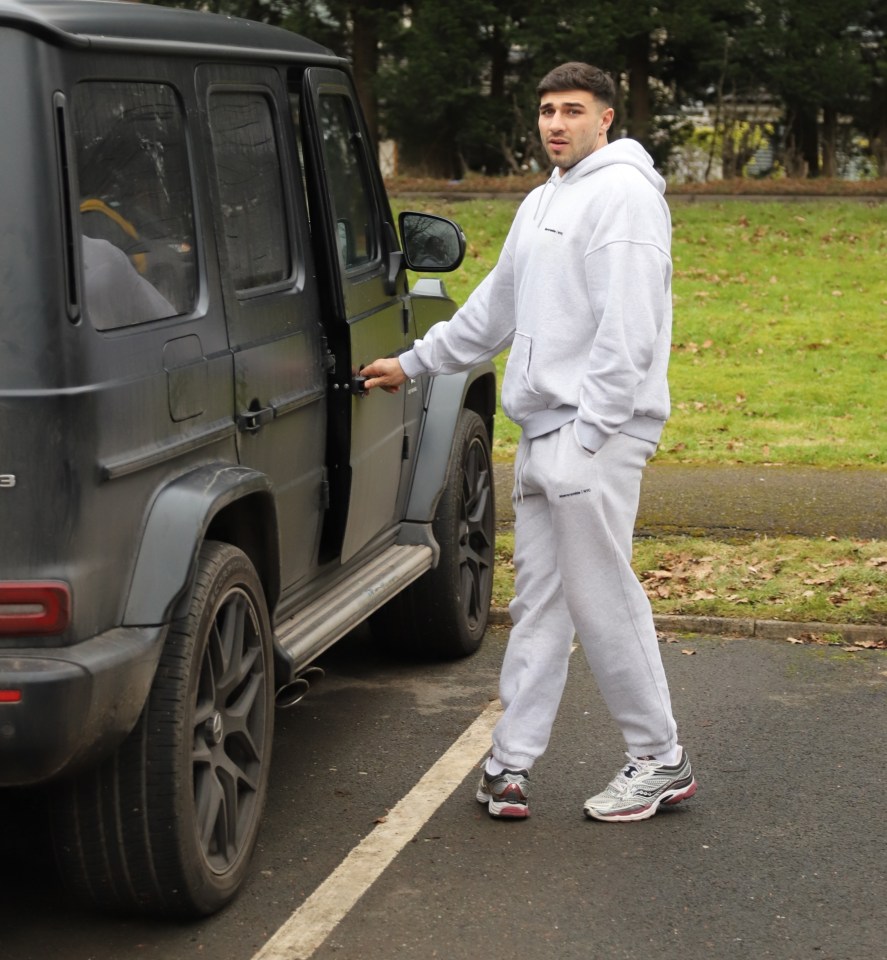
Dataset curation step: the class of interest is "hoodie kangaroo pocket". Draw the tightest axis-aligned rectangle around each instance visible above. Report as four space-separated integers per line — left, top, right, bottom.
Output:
501 332 543 423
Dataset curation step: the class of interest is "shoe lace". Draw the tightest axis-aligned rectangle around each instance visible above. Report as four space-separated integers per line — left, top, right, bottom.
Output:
609 753 655 794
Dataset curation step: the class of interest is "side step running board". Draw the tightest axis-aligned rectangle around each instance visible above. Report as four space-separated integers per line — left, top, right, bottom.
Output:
274 543 433 669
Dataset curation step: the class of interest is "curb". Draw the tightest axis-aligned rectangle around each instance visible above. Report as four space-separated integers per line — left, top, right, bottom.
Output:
488 606 887 645
652 614 887 644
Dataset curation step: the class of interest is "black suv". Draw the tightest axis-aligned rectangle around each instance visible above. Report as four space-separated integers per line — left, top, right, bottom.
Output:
0 0 495 918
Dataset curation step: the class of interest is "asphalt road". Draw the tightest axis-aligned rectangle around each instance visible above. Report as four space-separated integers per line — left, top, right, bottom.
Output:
2 623 886 960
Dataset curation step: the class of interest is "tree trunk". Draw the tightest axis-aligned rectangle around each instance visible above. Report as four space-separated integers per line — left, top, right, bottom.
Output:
625 32 652 147
720 119 737 180
821 105 837 178
489 26 507 101
797 105 820 178
350 5 379 149
785 104 820 178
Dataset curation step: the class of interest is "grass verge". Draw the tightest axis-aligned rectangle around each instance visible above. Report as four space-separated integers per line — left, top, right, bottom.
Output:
493 531 887 628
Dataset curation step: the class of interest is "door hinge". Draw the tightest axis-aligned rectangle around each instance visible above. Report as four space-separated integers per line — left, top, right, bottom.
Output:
402 434 410 461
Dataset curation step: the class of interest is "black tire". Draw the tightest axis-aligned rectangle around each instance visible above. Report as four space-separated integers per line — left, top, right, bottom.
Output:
374 409 495 658
51 542 274 918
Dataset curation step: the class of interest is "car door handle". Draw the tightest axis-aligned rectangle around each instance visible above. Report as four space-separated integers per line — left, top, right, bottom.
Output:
236 404 274 433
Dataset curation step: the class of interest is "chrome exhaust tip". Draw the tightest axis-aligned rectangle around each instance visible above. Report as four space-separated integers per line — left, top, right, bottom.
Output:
300 665 325 684
274 665 325 709
275 677 310 709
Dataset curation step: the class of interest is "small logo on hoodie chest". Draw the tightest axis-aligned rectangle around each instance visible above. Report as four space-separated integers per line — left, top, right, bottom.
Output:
544 226 564 237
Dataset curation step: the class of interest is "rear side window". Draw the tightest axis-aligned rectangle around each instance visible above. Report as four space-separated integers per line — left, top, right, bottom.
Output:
72 81 196 330
207 90 291 291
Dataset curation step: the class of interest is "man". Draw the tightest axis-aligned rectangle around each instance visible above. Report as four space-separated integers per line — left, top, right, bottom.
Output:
362 62 696 822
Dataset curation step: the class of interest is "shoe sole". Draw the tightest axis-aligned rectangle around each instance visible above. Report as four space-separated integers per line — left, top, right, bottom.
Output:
476 788 530 819
584 777 697 822
487 798 530 818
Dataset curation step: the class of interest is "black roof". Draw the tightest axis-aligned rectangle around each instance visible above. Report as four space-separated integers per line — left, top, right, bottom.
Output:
0 0 342 62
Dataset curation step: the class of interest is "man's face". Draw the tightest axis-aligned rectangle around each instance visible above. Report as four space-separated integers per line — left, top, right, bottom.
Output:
538 89 614 174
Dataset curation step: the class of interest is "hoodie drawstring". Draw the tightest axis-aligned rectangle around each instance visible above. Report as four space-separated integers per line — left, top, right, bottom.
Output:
514 436 530 504
532 173 559 224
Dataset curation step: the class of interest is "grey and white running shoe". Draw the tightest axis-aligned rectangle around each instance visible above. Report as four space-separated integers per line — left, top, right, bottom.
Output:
584 748 697 822
476 764 531 819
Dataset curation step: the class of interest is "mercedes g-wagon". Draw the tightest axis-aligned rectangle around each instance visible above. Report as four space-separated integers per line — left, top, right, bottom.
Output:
0 0 496 918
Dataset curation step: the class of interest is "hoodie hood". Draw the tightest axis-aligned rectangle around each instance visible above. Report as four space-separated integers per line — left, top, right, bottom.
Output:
534 138 664 222
562 138 666 193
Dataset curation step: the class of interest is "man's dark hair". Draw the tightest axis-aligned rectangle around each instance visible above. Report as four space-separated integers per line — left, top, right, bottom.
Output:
536 62 616 108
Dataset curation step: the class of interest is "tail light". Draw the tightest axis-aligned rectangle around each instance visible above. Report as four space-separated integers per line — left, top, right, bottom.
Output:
0 582 71 636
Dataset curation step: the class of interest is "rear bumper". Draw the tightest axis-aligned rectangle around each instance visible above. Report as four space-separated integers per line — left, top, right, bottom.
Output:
0 625 166 786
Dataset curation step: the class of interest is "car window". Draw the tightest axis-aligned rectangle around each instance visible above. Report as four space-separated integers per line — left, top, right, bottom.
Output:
317 94 379 271
72 80 197 330
208 90 291 292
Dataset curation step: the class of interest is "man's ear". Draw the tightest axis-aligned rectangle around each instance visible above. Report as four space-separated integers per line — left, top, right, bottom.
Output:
601 107 615 132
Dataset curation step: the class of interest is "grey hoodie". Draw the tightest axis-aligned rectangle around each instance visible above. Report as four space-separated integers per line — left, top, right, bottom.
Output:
399 138 673 453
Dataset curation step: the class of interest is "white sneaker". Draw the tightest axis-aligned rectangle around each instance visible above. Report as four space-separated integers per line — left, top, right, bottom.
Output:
584 749 697 822
476 763 531 819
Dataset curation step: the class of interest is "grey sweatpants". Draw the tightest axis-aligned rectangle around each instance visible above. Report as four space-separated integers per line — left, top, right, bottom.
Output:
492 422 678 770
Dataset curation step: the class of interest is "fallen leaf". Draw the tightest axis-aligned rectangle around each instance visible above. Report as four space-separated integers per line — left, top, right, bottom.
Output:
692 590 717 600
681 649 697 656
786 636 804 644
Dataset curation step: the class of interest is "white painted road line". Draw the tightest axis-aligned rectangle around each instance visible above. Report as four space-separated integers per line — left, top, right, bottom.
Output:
251 698 503 960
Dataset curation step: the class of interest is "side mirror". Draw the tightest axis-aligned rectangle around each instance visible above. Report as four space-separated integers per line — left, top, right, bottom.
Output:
398 212 466 273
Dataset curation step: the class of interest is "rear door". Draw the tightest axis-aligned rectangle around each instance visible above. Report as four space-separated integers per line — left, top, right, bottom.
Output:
198 64 327 590
300 67 420 564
